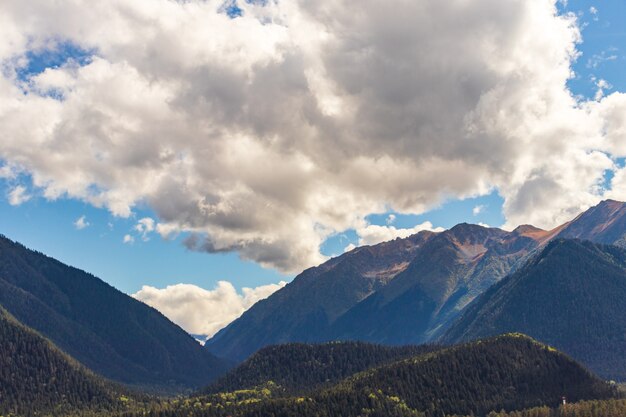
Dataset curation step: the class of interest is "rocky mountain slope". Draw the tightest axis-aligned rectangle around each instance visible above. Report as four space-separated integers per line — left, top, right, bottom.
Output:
328 223 543 344
206 232 437 360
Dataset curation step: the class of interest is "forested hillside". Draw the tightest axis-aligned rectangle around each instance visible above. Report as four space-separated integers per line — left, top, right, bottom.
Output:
205 341 439 395
0 308 119 416
0 235 229 392
115 335 615 417
443 239 626 380
460 399 626 417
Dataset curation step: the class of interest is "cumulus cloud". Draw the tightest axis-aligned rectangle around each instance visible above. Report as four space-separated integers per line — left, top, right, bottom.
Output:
472 205 486 216
587 50 618 69
134 217 155 241
7 185 30 206
595 79 612 101
74 215 89 230
123 234 134 244
0 165 15 179
0 0 625 272
133 280 287 339
346 221 445 252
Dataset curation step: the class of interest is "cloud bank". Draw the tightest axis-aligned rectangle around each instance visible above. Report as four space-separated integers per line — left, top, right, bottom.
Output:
133 280 287 339
0 0 625 272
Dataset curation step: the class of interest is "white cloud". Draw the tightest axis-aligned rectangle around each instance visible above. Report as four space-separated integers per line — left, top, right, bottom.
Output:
134 217 155 241
0 165 16 179
0 0 624 272
472 205 486 216
348 221 445 251
123 234 134 244
589 6 598 15
594 78 612 101
7 185 30 206
587 50 618 69
344 243 357 252
133 280 287 339
74 215 89 230
386 214 396 225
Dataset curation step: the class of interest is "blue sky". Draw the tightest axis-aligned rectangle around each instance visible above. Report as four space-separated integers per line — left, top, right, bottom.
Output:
0 194 283 294
562 1 626 99
1 0 625 301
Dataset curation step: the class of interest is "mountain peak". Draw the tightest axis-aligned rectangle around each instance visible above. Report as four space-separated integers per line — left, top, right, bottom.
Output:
449 222 485 230
584 199 625 215
512 224 545 234
597 198 624 208
555 199 626 245
445 222 504 244
447 222 492 237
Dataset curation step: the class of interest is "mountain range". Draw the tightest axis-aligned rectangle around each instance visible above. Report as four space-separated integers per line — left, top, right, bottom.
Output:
2 200 626 415
206 199 626 363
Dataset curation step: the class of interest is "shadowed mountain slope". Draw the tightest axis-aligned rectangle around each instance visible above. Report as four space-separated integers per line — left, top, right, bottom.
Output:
0 235 229 392
207 224 546 360
443 239 626 381
206 232 437 360
329 223 543 344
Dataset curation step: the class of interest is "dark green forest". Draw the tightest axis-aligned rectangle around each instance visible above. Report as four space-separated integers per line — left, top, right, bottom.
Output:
0 308 121 416
205 341 439 395
473 399 626 417
0 320 623 417
0 235 228 392
108 334 616 417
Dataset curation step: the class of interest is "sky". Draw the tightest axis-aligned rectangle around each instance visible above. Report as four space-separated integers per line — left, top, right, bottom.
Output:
0 0 625 340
